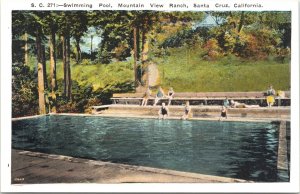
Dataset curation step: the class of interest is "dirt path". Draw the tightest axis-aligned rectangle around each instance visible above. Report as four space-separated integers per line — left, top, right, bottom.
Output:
147 63 159 87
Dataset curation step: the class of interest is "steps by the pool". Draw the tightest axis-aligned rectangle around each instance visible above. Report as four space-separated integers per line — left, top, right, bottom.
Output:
91 105 290 120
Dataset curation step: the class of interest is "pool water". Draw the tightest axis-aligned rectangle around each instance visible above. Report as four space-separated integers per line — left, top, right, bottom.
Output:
12 115 289 182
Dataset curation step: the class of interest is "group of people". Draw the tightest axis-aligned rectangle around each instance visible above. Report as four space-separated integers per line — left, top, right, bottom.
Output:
141 86 175 106
218 85 280 121
158 101 191 120
141 86 191 120
142 85 281 121
218 99 258 121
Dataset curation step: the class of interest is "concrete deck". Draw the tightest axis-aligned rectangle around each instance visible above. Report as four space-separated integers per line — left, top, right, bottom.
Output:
89 104 290 122
13 105 290 123
12 149 250 184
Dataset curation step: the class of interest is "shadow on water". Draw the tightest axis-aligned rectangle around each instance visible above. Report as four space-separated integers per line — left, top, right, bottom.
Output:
218 122 289 182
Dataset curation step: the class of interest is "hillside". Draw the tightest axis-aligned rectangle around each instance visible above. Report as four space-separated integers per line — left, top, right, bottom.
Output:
155 46 290 92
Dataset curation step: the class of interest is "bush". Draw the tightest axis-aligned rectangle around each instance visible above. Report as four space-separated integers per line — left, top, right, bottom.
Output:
80 59 91 66
56 101 77 113
203 38 223 60
84 98 102 113
12 63 38 117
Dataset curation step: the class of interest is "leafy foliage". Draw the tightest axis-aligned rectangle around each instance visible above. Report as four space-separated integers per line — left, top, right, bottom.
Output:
12 63 38 117
161 27 208 48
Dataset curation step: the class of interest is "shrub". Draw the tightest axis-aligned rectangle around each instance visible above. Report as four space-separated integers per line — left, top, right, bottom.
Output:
203 38 223 60
84 98 102 113
12 63 38 117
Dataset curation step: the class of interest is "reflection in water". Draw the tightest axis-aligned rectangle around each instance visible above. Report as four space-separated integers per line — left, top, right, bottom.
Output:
12 115 289 182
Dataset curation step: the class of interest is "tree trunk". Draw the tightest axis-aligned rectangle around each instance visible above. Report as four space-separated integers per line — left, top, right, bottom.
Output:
24 32 28 66
136 28 140 60
238 11 245 33
141 30 148 63
61 35 67 97
42 45 47 89
90 35 93 61
36 29 46 115
133 26 139 86
75 37 81 63
66 34 72 100
49 30 57 113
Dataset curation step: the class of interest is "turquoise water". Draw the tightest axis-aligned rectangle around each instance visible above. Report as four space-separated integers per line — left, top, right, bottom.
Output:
12 115 289 182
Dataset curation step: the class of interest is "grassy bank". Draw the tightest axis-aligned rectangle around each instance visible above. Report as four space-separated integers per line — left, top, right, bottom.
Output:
27 48 290 93
155 46 290 92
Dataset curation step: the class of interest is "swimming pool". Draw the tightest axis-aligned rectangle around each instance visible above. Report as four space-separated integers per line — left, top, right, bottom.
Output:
12 115 289 182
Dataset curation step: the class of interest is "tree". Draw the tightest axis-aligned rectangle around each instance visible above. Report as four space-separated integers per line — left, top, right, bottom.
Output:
128 11 160 86
36 28 46 114
133 26 139 84
24 32 29 65
70 11 88 63
12 11 37 65
23 12 49 114
57 12 72 100
41 11 59 112
90 34 93 61
206 11 291 59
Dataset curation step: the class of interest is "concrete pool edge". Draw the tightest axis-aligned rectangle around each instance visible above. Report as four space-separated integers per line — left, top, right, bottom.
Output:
12 149 252 184
11 114 46 121
12 112 290 123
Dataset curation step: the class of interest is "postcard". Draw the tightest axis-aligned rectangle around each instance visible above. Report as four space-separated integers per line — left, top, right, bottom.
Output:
1 0 299 192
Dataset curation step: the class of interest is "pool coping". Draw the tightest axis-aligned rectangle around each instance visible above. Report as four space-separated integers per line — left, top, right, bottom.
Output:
12 149 252 184
12 112 290 123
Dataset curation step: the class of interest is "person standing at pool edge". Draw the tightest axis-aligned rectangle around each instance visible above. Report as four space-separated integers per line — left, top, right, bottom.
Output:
158 103 169 119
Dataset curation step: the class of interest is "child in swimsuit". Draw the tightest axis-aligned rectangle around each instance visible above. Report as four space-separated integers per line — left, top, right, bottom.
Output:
158 103 169 119
182 101 191 120
219 106 227 121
